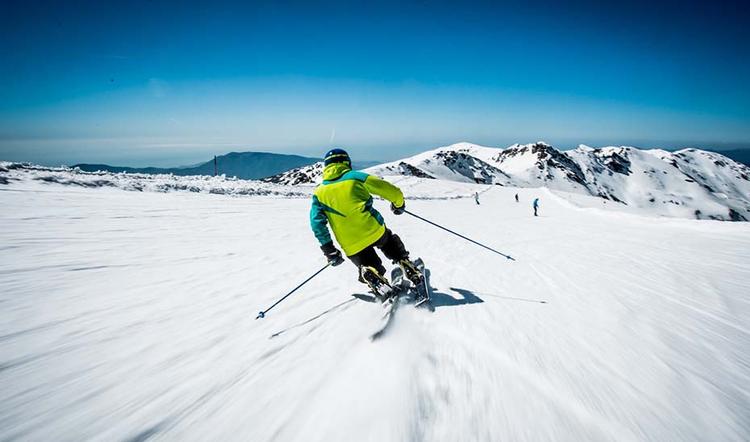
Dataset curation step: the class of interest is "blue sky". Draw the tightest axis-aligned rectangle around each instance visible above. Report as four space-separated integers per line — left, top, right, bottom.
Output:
1 0 749 166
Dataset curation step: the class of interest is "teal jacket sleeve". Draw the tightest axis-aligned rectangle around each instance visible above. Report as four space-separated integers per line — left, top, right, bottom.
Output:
310 195 332 245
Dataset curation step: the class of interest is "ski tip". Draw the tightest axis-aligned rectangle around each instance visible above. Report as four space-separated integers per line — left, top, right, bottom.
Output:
507 255 516 261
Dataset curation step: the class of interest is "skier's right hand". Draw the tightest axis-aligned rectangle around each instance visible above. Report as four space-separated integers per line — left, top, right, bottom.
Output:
321 242 344 267
390 202 405 215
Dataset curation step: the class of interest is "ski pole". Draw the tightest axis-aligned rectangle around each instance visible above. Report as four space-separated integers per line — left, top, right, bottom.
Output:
256 262 331 319
405 210 515 261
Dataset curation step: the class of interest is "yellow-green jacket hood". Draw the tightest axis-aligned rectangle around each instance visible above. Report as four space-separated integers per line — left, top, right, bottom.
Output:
322 162 351 182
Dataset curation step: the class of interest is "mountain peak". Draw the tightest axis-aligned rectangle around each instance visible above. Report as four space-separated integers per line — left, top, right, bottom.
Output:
443 141 491 151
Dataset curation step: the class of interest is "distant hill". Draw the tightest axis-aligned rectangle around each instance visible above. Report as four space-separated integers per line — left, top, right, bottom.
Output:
74 151 320 180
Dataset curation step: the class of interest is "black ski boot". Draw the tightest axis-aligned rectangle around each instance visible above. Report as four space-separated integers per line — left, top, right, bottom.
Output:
360 266 397 302
398 258 431 307
398 259 422 286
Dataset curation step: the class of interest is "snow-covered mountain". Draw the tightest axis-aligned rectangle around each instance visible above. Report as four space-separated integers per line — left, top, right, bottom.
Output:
263 161 384 186
367 142 750 221
567 146 750 220
265 143 514 185
371 146 513 185
367 141 592 190
490 142 589 191
263 162 324 185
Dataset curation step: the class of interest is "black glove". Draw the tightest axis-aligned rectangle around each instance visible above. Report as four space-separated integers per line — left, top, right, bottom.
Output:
321 242 344 266
390 202 405 215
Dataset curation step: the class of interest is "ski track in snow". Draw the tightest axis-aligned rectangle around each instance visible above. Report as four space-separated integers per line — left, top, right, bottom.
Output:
1 181 749 441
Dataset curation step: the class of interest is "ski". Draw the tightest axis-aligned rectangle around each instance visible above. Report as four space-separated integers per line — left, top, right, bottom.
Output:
409 258 435 312
370 267 407 340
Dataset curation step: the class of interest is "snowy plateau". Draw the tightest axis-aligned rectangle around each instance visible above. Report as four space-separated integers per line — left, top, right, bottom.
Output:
1 142 749 441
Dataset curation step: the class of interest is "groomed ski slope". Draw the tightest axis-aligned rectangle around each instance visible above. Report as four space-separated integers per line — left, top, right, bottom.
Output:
1 180 749 441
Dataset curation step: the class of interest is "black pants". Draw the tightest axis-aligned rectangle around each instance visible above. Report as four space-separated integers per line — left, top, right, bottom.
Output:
348 229 409 278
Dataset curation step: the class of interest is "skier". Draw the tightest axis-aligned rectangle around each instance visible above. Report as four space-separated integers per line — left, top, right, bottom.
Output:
533 198 540 216
474 192 480 205
310 148 423 299
515 193 519 203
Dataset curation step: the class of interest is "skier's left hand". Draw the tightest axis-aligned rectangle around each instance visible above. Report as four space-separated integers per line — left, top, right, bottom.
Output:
390 202 405 215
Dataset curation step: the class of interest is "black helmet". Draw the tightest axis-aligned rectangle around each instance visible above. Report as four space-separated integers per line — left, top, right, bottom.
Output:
324 148 351 166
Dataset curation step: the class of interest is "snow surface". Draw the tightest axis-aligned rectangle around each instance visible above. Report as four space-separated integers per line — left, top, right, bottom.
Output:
1 176 749 441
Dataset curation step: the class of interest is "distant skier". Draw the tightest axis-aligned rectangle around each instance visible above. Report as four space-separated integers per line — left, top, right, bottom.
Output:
515 193 519 203
533 198 540 216
474 192 480 205
310 148 423 299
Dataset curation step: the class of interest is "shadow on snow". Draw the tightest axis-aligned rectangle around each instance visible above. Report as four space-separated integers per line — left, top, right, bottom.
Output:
430 287 485 308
